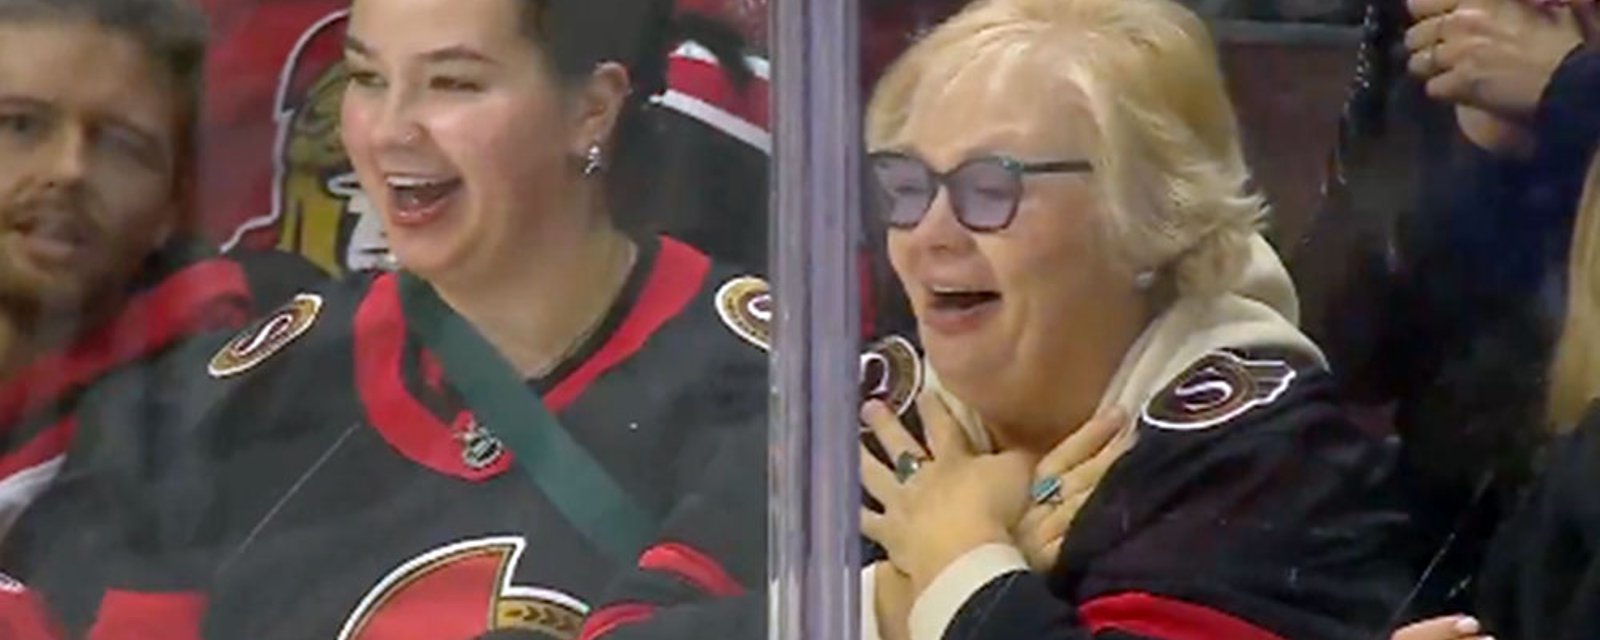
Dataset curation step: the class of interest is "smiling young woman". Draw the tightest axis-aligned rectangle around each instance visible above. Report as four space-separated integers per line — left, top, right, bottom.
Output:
0 1 775 638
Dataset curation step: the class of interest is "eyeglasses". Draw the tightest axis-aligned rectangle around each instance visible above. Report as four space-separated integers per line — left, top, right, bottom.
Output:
867 151 1093 232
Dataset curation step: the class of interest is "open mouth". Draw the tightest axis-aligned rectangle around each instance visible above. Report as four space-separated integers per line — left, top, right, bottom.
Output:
385 175 462 222
928 288 1001 311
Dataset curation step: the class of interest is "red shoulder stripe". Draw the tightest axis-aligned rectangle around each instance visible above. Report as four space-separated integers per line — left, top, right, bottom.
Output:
638 542 744 598
0 576 65 640
1079 592 1286 640
88 590 205 640
0 259 251 431
0 418 73 484
354 274 511 482
578 602 657 640
544 237 711 413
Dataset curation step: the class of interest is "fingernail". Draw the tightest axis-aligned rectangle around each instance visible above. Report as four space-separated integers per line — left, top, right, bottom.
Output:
1453 617 1481 634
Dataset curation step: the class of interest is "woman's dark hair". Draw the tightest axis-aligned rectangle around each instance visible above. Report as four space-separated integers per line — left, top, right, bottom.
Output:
513 0 756 230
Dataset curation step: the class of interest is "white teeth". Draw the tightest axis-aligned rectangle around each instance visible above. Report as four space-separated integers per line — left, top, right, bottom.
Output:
385 175 451 188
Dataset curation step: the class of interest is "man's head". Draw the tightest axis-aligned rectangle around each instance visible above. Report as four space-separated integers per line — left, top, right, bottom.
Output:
0 0 205 319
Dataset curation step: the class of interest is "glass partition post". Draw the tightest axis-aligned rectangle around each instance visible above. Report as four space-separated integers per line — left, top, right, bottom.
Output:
769 0 864 638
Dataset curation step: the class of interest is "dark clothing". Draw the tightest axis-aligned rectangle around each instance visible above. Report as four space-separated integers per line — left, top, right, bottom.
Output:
1477 405 1600 640
0 241 322 546
928 348 1413 640
2 236 769 640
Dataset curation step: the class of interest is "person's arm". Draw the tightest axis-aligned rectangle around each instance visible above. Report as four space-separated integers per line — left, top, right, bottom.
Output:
1532 46 1600 168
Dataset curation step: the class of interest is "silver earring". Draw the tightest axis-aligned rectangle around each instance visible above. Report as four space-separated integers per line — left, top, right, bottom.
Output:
1134 270 1157 291
582 144 605 177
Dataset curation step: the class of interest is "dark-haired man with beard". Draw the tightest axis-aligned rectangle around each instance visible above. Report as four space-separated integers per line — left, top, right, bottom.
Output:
0 0 322 561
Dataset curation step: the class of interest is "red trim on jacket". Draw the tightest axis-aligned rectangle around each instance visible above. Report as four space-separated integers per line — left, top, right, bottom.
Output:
544 237 710 413
0 418 75 483
0 259 251 431
0 577 66 640
87 590 205 640
638 542 744 598
353 237 711 479
665 52 769 130
577 602 657 640
1079 592 1286 640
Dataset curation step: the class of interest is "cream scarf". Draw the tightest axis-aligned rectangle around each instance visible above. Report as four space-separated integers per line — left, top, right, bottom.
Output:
929 234 1324 453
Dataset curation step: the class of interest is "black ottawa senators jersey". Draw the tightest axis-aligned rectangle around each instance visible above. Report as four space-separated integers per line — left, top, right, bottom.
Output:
0 241 323 548
9 235 771 639
924 348 1416 640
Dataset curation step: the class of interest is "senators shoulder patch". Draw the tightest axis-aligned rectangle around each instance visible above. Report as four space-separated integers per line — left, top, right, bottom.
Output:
861 335 923 418
714 276 923 418
208 293 324 378
715 276 772 351
1142 350 1297 431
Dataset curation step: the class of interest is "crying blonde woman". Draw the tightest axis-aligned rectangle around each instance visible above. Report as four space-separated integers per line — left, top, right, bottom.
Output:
855 0 1415 639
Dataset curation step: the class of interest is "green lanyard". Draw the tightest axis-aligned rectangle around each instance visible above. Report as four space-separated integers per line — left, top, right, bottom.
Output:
397 272 654 564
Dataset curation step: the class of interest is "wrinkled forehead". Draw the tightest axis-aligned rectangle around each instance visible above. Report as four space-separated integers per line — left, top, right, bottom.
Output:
897 45 1100 172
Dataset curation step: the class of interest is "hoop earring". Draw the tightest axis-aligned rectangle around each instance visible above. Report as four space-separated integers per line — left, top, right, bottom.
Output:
582 144 605 177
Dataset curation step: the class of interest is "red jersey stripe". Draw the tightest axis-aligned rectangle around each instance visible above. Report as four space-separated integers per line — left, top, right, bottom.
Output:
1079 592 1286 640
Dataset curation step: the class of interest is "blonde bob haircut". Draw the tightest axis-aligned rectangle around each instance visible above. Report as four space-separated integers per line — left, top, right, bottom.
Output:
865 0 1266 296
1547 152 1600 432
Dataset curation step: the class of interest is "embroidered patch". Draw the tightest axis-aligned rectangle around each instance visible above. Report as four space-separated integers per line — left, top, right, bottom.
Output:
1142 351 1296 431
716 277 924 419
861 335 923 417
208 293 324 378
715 276 771 350
336 536 587 640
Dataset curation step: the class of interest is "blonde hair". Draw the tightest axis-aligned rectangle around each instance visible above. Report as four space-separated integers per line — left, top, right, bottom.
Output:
865 0 1266 295
1547 153 1600 432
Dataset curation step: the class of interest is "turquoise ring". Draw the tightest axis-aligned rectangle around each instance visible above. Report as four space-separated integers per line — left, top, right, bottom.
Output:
1031 475 1064 505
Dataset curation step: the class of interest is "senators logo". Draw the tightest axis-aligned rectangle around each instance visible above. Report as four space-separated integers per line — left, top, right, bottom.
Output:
337 537 588 640
223 10 391 276
1142 351 1296 431
716 276 924 419
208 294 323 378
860 335 922 418
714 276 771 350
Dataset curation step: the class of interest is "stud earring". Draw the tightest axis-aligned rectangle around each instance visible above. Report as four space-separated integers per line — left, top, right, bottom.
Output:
582 144 605 177
1134 270 1157 291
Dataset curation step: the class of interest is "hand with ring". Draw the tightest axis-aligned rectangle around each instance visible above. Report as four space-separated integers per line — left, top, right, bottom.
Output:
1404 0 1584 154
1014 407 1132 570
859 391 1034 598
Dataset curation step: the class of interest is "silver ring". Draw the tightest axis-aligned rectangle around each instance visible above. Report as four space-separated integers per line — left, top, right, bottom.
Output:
893 450 927 484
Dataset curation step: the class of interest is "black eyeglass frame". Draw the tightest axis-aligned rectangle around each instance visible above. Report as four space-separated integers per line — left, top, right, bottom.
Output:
867 151 1094 232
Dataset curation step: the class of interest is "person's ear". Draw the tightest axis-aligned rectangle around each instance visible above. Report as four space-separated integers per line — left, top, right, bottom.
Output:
568 62 632 160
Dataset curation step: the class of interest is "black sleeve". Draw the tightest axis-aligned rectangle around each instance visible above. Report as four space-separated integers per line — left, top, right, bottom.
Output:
1533 46 1600 173
942 371 1414 640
